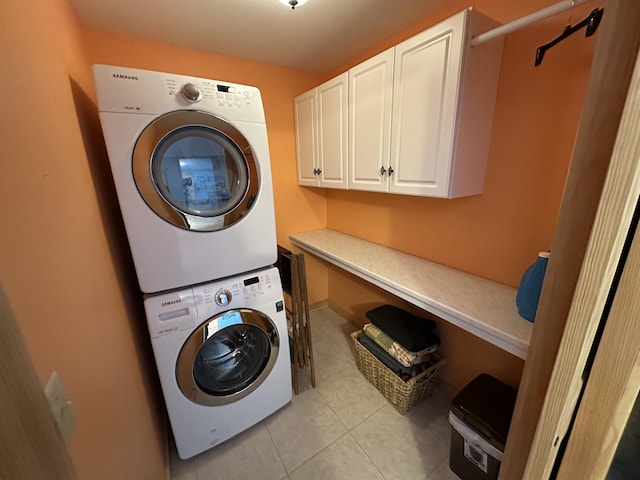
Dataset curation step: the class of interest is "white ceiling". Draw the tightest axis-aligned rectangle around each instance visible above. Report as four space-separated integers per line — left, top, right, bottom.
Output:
69 0 446 73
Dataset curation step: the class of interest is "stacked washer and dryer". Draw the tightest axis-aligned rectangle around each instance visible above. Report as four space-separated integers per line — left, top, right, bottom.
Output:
93 65 291 459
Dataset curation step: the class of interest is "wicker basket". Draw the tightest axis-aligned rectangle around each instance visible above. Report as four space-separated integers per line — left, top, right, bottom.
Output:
351 330 444 415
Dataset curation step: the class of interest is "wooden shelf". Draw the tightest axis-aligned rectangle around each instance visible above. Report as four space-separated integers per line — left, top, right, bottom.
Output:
290 229 532 359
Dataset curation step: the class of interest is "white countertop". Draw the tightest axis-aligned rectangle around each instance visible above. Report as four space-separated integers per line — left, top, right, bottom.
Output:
290 229 532 359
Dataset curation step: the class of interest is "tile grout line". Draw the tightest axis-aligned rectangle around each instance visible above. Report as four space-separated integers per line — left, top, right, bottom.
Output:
286 430 352 478
313 323 391 479
263 416 293 477
287 310 386 477
348 428 390 480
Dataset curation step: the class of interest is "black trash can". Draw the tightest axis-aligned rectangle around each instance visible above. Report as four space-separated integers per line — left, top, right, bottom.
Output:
449 374 518 480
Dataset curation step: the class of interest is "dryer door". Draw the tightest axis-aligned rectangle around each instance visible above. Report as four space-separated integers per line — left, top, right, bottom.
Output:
132 110 259 231
176 309 280 406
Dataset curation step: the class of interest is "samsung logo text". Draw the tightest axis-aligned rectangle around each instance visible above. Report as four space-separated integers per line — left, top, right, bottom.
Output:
161 299 182 307
113 74 139 80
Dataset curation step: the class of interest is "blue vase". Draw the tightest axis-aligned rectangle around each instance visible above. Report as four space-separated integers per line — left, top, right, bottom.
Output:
516 252 550 322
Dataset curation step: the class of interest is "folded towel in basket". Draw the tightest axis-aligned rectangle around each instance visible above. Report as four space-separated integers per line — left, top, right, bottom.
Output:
357 334 423 381
363 323 439 368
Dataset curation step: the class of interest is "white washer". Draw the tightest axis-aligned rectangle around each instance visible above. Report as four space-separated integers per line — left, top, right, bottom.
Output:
93 65 277 293
145 266 291 459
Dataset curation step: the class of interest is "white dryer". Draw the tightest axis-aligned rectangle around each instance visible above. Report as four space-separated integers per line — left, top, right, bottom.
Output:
145 266 291 459
93 65 277 293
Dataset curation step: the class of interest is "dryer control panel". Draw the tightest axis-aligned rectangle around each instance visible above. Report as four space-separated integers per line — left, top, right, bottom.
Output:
93 64 265 123
180 82 202 103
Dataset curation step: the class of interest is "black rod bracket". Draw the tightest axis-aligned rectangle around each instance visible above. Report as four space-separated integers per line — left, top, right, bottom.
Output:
535 8 604 67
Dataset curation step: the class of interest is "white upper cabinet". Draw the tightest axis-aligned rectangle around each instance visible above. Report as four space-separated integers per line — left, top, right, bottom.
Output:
294 89 318 187
389 12 466 196
348 49 394 192
294 8 503 198
294 74 348 189
389 9 503 197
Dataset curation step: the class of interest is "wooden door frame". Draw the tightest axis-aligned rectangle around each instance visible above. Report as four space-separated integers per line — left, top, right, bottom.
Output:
526 35 640 475
557 203 640 478
0 284 77 479
499 1 640 478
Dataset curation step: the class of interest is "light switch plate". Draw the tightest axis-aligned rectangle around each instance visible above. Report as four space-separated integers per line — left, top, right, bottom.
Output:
44 371 76 443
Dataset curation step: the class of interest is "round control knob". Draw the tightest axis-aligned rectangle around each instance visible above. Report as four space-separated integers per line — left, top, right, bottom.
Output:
214 289 232 306
181 82 202 103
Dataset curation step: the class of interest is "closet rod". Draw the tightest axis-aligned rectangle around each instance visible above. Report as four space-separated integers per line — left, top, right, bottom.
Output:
471 0 591 46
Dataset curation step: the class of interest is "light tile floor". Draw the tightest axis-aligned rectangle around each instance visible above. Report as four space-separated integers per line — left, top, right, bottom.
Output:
171 306 459 480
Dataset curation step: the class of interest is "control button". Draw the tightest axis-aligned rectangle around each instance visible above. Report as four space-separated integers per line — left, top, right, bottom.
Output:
214 289 232 306
181 83 202 103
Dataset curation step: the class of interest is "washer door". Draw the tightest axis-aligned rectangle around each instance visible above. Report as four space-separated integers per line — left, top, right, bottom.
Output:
132 110 259 231
176 309 280 406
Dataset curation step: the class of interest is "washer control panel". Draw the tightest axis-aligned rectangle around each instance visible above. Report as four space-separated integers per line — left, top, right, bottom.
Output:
214 289 232 306
241 271 275 299
146 268 281 339
194 269 277 310
145 289 198 338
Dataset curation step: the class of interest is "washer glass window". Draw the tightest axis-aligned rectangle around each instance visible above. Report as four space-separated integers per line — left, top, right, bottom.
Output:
176 309 280 406
193 323 271 396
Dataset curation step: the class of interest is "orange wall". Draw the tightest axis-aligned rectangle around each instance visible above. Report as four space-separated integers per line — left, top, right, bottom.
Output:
1 1 327 479
1 0 168 478
309 0 599 391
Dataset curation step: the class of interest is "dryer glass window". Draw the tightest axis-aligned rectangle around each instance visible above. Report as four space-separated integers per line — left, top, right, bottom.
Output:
193 323 271 396
151 126 249 217
133 110 261 232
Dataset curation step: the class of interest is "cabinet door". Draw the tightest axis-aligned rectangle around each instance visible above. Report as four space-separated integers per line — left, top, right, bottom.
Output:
390 9 467 197
317 73 348 189
294 89 318 186
349 49 394 192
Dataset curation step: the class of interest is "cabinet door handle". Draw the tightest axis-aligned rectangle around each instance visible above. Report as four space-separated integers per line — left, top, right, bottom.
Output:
380 166 386 176
388 166 394 176
313 168 321 175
